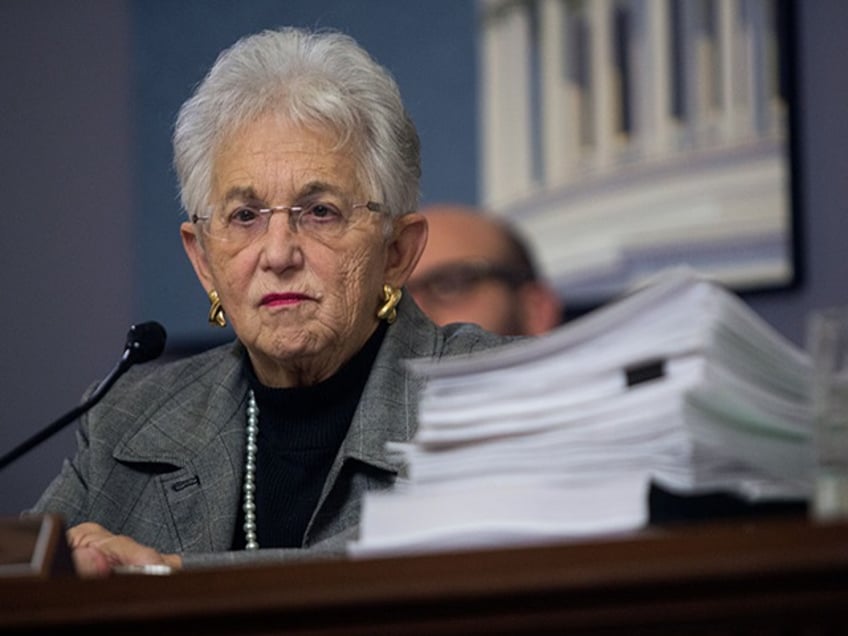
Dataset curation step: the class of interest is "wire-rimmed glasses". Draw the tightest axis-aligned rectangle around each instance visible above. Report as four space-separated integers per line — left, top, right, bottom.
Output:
191 200 386 249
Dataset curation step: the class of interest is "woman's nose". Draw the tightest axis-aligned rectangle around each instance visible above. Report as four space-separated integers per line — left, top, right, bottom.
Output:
259 212 304 270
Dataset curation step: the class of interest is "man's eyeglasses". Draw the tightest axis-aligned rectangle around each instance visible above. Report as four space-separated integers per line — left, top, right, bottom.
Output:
191 200 386 249
407 260 532 304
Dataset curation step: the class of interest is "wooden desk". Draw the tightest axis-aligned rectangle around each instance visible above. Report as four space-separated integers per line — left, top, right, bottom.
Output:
2 517 847 635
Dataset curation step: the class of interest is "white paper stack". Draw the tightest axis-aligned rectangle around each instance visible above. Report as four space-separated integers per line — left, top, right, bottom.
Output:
350 268 815 557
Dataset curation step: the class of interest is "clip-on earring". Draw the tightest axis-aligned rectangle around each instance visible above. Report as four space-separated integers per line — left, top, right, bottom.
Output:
208 289 227 328
376 283 402 324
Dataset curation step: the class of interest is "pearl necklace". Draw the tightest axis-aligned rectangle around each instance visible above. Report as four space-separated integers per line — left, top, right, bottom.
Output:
243 390 259 550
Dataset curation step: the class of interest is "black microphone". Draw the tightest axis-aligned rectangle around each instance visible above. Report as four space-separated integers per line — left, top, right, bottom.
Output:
0 321 167 472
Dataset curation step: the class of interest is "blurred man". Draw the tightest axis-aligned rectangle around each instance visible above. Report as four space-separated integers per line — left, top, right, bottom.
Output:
409 204 562 335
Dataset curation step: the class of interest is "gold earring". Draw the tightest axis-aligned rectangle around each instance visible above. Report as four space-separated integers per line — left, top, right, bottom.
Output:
208 289 227 328
377 284 402 324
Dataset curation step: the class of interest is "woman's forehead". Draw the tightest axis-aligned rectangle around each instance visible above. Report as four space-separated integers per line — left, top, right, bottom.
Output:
211 117 361 202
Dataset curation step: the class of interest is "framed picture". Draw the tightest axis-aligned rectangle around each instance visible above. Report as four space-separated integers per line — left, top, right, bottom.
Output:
479 0 799 313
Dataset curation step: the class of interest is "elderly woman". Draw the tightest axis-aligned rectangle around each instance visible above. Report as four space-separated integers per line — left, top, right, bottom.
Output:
31 27 510 575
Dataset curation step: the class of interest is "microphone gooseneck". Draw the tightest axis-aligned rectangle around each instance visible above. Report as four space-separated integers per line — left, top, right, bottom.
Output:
0 321 167 472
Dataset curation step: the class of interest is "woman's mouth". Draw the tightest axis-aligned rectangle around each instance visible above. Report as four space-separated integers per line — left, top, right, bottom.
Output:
261 292 310 308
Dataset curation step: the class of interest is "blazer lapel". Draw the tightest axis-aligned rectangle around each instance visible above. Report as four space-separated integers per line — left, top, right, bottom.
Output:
112 343 250 552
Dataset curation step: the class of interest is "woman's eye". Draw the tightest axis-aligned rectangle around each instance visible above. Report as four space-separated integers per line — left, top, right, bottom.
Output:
304 203 342 221
230 207 260 224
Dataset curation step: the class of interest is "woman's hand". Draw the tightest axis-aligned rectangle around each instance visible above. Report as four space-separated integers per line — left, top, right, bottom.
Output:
67 522 182 578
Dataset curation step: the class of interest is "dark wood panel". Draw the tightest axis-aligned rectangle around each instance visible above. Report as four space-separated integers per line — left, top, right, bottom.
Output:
2 516 847 634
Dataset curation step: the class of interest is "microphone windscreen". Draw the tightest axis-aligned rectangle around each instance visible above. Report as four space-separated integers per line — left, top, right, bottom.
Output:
124 321 167 364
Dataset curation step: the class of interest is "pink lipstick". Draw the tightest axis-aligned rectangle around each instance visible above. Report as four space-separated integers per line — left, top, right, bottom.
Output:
261 292 310 307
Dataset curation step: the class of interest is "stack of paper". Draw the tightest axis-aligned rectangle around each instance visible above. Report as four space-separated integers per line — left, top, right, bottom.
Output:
350 268 814 557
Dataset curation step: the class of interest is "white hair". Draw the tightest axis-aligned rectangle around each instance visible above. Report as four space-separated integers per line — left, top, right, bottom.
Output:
173 27 421 226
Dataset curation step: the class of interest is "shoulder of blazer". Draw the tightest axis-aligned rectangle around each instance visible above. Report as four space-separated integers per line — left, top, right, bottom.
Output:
81 341 247 457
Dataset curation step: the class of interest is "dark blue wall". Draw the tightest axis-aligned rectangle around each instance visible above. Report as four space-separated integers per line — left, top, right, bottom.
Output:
1 0 846 516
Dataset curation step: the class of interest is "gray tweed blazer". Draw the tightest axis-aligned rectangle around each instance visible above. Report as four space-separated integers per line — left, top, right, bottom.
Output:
31 296 512 567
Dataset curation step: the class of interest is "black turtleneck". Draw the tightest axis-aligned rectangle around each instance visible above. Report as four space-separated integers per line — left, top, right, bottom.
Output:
231 321 388 550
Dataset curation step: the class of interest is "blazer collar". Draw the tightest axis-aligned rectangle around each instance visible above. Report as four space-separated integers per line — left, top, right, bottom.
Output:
342 295 441 472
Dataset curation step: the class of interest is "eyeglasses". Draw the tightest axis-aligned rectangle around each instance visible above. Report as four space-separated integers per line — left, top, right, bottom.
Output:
191 200 386 248
407 260 532 304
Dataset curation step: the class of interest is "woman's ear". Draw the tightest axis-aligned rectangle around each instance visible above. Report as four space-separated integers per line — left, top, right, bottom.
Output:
180 221 215 291
384 213 428 287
